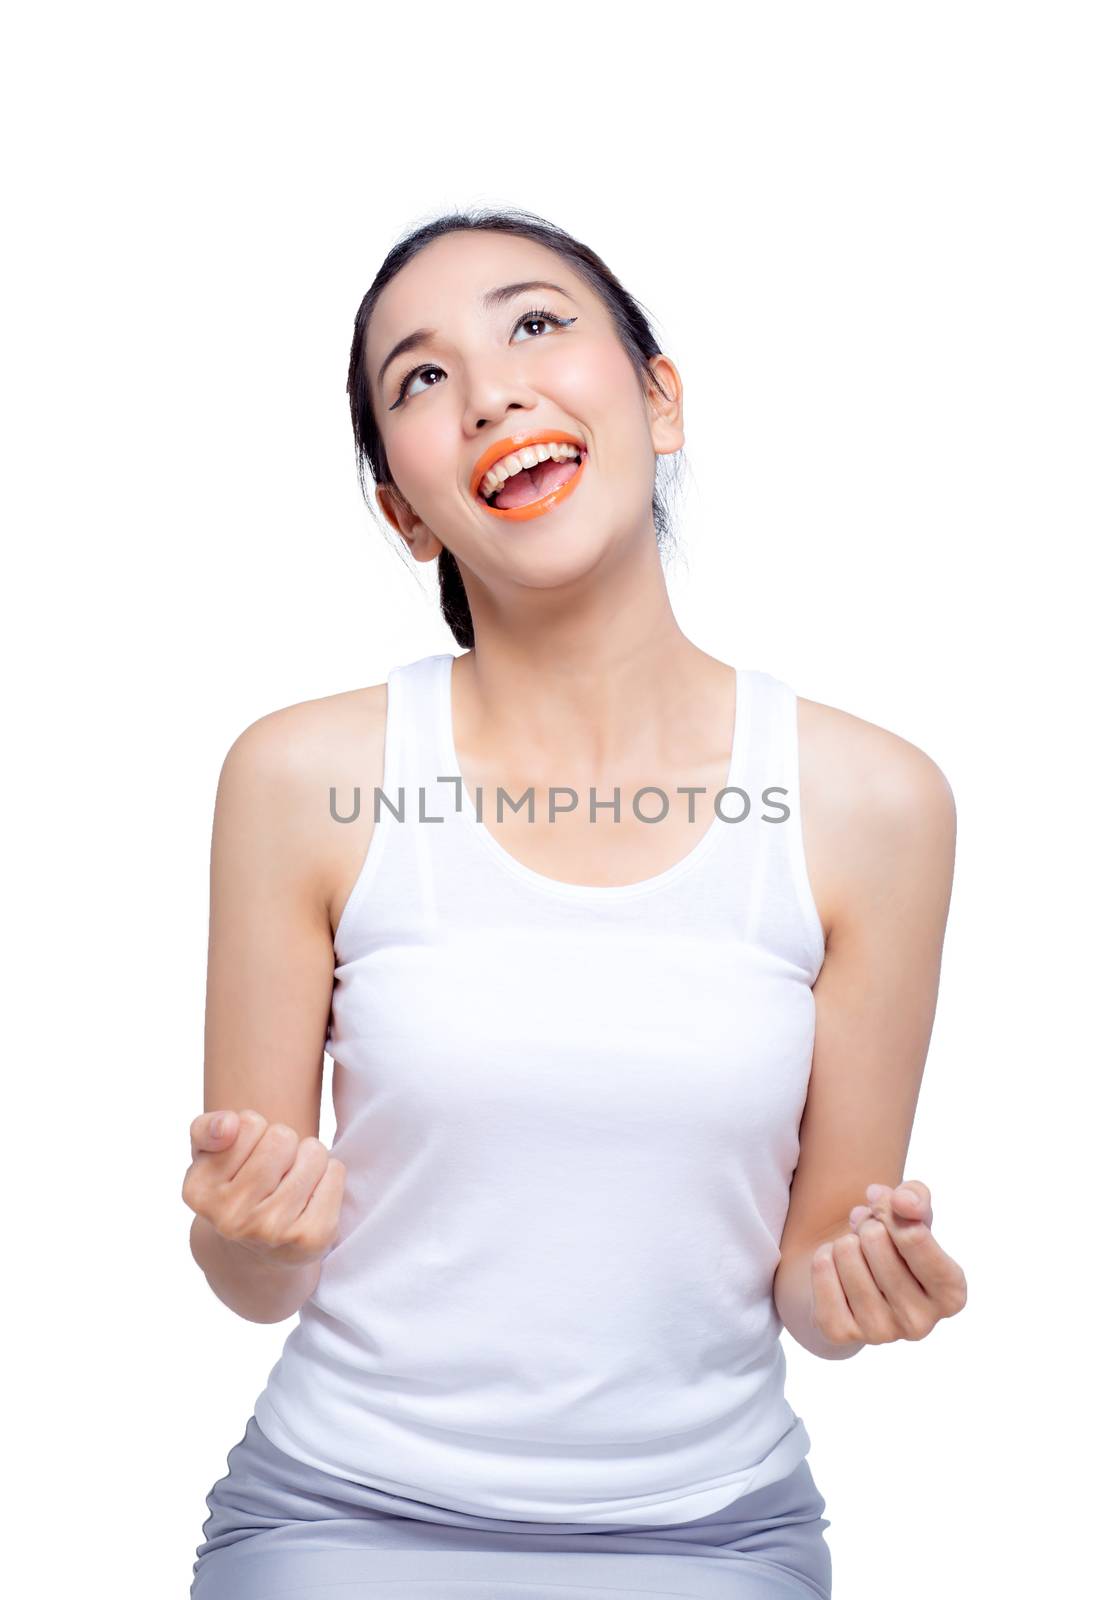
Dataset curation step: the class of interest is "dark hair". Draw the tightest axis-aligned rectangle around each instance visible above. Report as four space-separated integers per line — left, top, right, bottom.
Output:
346 205 685 650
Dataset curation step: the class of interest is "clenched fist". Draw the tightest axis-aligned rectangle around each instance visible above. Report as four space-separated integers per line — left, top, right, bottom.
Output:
182 1108 347 1269
810 1179 967 1348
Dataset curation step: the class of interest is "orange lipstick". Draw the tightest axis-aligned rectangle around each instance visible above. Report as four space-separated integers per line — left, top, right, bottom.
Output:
470 429 588 523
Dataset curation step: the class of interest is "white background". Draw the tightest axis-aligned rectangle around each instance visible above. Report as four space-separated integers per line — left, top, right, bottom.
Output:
5 3 1106 1594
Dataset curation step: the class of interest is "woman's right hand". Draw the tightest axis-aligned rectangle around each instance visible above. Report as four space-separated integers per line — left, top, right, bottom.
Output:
182 1108 347 1269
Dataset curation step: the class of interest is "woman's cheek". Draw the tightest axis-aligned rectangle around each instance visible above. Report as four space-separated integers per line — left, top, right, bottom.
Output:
391 430 456 514
551 334 634 420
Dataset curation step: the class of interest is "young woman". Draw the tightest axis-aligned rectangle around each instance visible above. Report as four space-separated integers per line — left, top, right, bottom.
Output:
184 206 967 1599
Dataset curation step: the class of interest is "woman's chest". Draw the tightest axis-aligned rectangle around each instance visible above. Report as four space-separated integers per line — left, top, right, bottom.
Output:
330 927 817 1146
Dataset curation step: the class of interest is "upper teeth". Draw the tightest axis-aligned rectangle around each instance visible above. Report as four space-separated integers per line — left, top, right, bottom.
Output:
479 440 581 499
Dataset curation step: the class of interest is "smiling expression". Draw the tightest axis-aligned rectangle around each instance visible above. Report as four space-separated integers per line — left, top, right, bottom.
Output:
363 229 682 576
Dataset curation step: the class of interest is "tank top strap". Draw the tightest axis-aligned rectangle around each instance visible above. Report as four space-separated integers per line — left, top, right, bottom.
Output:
330 653 448 959
735 667 826 981
382 652 449 802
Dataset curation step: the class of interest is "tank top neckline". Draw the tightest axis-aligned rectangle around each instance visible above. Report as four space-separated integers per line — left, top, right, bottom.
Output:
431 651 751 904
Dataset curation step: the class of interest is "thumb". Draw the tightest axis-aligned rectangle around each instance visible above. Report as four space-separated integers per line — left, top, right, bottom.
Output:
201 1110 239 1147
889 1179 933 1226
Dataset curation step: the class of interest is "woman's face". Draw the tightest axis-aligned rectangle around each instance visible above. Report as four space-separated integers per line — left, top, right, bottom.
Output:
363 230 683 593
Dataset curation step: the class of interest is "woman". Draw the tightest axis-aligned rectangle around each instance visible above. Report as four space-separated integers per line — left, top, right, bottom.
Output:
184 206 967 1598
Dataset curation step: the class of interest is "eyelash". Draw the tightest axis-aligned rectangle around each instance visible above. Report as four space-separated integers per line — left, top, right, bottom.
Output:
389 306 577 408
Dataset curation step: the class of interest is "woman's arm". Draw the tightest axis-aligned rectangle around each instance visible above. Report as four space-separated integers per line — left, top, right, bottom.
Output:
189 703 348 1323
773 704 959 1358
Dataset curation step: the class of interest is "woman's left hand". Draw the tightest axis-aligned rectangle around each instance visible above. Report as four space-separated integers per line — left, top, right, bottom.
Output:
810 1179 968 1347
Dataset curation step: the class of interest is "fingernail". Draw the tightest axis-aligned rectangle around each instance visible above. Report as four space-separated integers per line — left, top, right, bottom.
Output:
866 1183 885 1203
211 1114 225 1138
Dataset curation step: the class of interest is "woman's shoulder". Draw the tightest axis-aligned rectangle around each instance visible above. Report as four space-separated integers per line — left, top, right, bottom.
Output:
795 690 957 939
219 682 389 790
214 684 390 930
796 690 954 812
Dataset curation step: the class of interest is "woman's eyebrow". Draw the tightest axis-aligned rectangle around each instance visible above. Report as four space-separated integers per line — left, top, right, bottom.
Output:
376 280 579 393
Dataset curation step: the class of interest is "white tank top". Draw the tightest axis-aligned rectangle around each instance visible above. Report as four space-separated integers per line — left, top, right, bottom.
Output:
252 651 827 1525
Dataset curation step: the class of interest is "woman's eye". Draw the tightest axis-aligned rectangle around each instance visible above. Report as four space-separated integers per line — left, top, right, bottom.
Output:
394 364 445 405
392 308 574 407
510 313 560 342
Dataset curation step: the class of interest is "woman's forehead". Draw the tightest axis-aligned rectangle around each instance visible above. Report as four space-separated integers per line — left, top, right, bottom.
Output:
371 235 588 341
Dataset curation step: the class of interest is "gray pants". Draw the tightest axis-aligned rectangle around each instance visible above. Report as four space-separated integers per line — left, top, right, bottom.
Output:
192 1415 833 1598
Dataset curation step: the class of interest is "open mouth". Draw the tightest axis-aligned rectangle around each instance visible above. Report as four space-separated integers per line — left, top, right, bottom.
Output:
474 441 588 521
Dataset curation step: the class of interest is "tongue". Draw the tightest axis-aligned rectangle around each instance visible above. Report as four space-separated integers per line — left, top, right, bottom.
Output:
493 456 578 509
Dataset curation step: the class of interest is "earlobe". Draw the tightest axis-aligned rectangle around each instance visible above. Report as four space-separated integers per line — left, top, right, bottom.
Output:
406 525 445 564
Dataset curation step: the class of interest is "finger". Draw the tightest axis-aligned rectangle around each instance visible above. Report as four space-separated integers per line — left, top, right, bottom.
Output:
856 1217 934 1337
204 1108 275 1186
849 1204 872 1230
892 1179 932 1224
890 1225 967 1312
830 1232 900 1342
296 1158 347 1246
190 1109 241 1156
265 1138 334 1228
868 1179 933 1227
866 1185 929 1242
232 1120 303 1205
811 1244 862 1346
863 1203 968 1312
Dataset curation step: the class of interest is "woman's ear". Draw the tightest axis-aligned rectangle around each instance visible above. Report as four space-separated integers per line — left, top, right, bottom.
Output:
376 484 444 563
644 354 685 458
